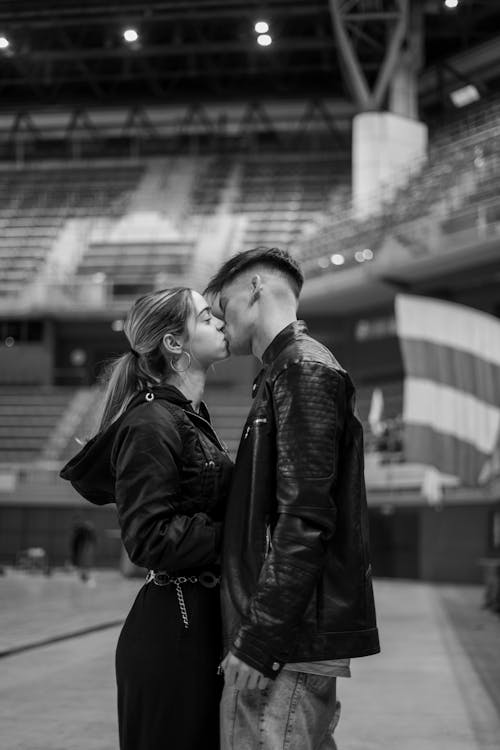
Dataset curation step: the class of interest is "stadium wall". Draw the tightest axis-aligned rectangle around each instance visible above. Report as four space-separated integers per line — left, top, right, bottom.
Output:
368 499 500 584
0 504 120 569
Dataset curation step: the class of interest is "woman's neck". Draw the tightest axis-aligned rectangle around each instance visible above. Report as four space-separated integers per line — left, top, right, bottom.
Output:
165 368 207 413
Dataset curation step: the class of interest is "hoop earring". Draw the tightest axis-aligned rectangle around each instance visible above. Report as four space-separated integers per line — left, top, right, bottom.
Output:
171 351 191 373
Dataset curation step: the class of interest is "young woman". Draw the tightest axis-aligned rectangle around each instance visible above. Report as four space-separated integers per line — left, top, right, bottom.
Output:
60 287 233 750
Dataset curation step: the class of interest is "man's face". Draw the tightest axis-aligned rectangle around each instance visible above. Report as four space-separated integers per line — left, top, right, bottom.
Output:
215 279 255 356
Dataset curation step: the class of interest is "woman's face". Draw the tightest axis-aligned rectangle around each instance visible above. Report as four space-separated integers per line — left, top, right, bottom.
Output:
186 290 229 369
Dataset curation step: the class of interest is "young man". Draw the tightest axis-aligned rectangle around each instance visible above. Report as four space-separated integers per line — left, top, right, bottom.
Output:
205 247 380 750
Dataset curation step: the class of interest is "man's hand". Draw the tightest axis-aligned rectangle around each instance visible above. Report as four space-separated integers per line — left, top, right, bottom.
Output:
220 651 271 690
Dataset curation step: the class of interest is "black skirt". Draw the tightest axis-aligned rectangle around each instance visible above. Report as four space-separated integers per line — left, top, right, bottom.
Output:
115 578 223 750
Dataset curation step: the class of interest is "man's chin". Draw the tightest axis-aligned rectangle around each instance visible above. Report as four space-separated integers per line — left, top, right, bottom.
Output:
225 337 251 356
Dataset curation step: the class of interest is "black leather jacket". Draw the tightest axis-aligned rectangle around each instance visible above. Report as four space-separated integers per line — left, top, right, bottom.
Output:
60 386 233 573
222 321 380 678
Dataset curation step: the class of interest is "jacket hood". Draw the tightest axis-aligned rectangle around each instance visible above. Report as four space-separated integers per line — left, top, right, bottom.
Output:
59 386 196 506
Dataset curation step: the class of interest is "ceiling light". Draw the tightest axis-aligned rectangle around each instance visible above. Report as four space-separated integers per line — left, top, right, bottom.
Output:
362 248 374 260
257 34 272 47
317 258 330 269
0 36 9 49
123 29 139 43
444 0 458 8
450 84 480 108
330 253 345 266
255 21 269 34
354 251 365 263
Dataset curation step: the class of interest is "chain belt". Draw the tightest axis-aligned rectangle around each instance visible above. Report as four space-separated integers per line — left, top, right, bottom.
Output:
145 570 220 629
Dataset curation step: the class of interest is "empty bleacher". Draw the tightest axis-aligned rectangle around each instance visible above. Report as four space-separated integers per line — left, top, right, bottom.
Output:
298 97 500 276
187 152 349 251
0 154 352 303
0 387 76 465
190 157 236 215
232 154 349 251
0 163 145 297
75 238 196 298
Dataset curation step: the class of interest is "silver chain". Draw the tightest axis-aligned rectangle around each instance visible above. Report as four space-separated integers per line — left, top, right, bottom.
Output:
174 581 190 629
146 572 199 629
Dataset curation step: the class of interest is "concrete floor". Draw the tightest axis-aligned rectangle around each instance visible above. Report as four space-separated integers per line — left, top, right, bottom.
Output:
1 570 499 750
335 581 500 750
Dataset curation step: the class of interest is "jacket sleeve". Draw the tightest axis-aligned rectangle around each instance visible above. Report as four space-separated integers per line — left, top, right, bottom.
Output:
112 414 221 570
230 362 345 677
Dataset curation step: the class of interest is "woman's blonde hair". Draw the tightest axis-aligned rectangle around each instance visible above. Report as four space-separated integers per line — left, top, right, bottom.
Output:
95 287 195 433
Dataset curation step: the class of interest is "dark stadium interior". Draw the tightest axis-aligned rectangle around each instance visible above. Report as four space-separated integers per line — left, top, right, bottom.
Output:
0 0 500 111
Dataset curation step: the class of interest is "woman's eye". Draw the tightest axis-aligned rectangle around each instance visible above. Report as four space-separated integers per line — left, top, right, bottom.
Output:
205 316 212 323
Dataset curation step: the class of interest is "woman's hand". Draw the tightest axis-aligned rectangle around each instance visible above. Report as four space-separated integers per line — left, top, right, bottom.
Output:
219 651 270 690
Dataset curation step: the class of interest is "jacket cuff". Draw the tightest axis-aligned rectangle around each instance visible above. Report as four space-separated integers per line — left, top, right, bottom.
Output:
231 630 284 679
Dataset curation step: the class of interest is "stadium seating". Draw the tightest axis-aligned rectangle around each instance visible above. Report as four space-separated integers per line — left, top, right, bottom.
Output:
0 163 145 297
0 387 76 465
1 154 351 302
75 238 195 298
189 156 236 215
232 155 349 251
187 152 350 250
298 97 500 276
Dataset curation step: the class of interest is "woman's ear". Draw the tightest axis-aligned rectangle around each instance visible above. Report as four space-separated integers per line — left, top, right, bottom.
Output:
162 332 184 356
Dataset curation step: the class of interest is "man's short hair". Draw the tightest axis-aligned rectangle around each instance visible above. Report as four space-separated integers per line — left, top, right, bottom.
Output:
204 246 304 299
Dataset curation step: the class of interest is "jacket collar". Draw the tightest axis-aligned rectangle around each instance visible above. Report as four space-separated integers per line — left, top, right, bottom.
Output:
128 385 211 422
252 321 308 397
262 320 308 366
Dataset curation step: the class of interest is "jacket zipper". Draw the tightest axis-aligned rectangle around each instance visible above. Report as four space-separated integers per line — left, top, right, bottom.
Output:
188 411 229 454
265 523 273 556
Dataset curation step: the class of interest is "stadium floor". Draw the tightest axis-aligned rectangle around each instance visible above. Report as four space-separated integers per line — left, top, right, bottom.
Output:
0 572 499 750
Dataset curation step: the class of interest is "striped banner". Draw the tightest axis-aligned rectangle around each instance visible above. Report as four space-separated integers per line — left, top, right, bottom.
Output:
395 294 500 486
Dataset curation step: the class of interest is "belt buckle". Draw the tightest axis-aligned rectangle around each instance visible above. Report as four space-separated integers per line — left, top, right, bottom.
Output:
147 571 171 586
198 571 220 588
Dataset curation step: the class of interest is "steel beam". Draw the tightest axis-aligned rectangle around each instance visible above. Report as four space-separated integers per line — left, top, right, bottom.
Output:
328 0 410 111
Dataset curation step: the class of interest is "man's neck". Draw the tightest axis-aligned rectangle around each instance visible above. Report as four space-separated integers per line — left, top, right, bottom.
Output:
252 313 298 362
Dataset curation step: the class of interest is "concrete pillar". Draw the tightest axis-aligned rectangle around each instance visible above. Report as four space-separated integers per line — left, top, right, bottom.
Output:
352 111 428 220
389 52 419 119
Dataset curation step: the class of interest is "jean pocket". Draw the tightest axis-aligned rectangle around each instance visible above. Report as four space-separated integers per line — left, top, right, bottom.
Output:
303 672 337 696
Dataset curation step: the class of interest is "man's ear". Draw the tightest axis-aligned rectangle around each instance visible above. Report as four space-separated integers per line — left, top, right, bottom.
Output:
162 332 184 356
249 274 263 304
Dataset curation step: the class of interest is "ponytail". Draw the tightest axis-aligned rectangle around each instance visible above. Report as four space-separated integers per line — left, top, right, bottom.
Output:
94 352 139 434
92 287 195 435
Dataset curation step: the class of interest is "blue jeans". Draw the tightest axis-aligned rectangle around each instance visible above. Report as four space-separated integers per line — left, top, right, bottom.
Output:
220 670 341 750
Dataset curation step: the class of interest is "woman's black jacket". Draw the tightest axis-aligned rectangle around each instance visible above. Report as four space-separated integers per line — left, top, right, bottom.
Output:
60 386 233 572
